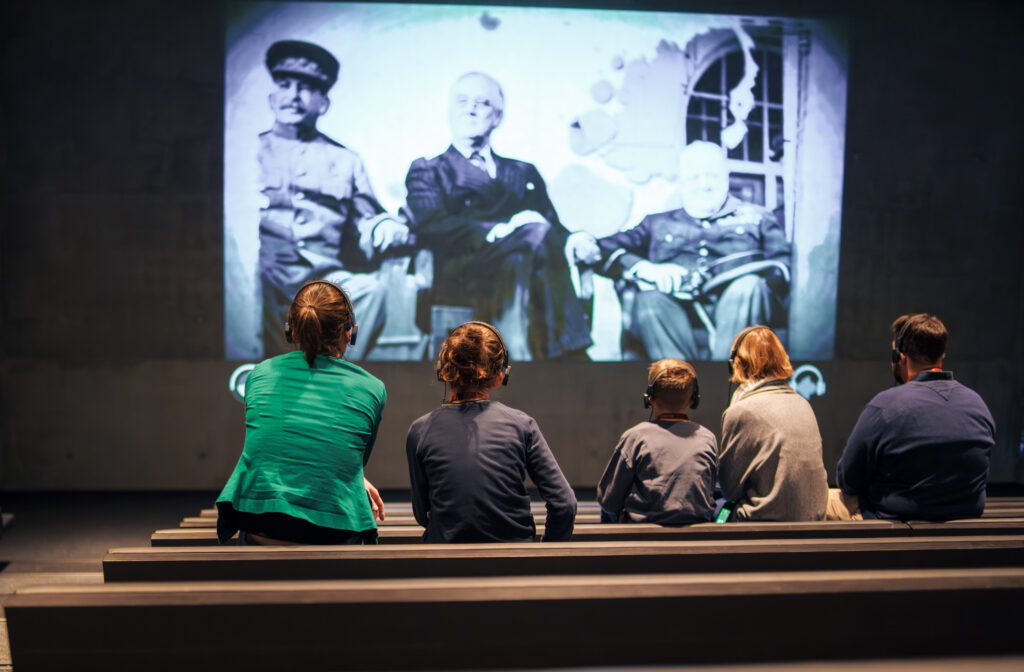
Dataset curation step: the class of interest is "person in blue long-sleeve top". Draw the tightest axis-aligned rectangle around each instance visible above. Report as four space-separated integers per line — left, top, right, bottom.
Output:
406 321 577 542
829 313 995 521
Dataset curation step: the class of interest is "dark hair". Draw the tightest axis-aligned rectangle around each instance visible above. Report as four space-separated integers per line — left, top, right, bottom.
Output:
287 281 354 366
647 359 697 410
891 313 947 365
436 323 505 395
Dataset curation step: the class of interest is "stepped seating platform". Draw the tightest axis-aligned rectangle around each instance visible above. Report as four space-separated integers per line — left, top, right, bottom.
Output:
7 568 1024 670
105 535 1024 581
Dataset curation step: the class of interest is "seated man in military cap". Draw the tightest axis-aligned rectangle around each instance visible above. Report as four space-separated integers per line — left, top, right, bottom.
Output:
569 141 791 360
257 40 409 359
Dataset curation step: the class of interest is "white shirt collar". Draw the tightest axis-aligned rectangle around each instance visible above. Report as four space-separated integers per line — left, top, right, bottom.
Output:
452 143 496 178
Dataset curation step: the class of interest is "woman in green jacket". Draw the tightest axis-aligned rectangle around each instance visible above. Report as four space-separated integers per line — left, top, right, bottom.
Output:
217 280 386 544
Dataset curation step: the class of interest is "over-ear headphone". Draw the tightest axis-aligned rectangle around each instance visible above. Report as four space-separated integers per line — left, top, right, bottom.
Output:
891 318 915 364
644 362 700 410
284 279 359 347
435 321 511 386
728 325 769 376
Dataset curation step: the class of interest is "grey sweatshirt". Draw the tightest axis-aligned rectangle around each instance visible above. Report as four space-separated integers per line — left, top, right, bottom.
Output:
720 378 827 521
597 419 718 525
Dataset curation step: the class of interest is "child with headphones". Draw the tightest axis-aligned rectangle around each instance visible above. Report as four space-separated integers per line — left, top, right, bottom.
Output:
216 280 386 545
405 322 577 542
718 326 827 521
596 359 718 525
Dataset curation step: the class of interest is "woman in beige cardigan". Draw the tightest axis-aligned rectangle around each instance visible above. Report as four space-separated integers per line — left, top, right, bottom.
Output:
718 326 828 521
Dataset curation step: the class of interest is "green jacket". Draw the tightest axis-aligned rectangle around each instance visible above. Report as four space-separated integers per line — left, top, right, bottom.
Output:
218 351 386 533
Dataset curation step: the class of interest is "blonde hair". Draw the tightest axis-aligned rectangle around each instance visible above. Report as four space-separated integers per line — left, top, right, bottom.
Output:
728 326 794 384
647 358 697 410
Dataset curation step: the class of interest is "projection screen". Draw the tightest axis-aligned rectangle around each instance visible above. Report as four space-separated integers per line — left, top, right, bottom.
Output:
225 2 847 363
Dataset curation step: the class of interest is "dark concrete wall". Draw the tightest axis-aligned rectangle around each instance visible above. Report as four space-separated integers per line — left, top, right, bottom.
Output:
1 0 1021 489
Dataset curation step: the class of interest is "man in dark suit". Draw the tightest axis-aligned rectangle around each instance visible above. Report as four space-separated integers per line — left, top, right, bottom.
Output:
404 72 592 360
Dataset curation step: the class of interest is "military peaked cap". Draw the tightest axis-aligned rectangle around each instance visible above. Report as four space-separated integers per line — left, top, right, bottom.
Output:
265 40 340 91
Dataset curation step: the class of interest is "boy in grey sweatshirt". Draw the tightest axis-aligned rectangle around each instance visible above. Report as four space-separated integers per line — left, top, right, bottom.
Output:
597 360 718 525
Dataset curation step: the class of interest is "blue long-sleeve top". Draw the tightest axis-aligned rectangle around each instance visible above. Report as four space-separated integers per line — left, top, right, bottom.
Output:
837 370 995 521
406 400 577 542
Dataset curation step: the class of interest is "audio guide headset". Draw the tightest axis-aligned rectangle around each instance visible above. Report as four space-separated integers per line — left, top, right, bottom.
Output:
644 362 700 410
435 321 511 386
890 317 917 364
284 279 359 347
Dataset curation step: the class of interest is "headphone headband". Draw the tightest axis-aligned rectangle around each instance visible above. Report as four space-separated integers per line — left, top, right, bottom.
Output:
644 361 700 410
891 315 918 363
284 279 359 347
435 321 511 387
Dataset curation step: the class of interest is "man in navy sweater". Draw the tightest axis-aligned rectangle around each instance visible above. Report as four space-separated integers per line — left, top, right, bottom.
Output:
829 313 995 521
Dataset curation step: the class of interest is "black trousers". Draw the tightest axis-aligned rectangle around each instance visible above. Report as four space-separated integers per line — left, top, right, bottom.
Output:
217 503 378 545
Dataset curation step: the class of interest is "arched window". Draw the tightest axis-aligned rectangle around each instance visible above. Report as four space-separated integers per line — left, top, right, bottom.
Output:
686 44 784 213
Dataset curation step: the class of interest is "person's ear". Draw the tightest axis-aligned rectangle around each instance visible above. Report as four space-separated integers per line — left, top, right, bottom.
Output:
317 94 331 116
491 372 504 389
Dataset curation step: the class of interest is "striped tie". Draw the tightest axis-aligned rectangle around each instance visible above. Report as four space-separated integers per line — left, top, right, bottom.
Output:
469 151 489 176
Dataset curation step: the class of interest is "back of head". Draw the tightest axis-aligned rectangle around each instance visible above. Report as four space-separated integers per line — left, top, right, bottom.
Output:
287 281 354 366
436 322 506 397
729 326 793 384
648 359 698 411
891 313 947 366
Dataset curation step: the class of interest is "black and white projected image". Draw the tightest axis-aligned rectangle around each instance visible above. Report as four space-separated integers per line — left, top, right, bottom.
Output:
224 2 848 362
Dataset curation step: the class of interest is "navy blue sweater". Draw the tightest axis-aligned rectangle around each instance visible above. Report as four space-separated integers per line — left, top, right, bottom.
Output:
406 400 577 542
837 370 995 521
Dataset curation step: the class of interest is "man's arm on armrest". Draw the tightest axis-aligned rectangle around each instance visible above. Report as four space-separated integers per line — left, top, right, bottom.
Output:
595 216 654 278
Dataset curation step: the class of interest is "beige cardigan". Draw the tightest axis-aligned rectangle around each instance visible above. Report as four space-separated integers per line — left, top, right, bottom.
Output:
720 378 828 521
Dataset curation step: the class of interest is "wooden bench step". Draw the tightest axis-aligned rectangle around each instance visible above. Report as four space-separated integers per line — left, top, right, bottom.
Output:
106 535 1024 582
196 501 605 519
152 518 1024 546
8 568 1024 669
195 498 1024 520
152 520 911 546
180 512 606 528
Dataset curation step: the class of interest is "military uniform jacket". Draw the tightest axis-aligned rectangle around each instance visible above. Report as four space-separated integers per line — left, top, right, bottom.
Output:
596 195 790 282
258 127 384 284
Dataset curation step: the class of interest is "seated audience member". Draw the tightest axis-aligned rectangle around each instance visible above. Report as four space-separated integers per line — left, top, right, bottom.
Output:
406 321 577 542
596 359 717 524
217 280 386 545
719 326 827 521
828 314 995 521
